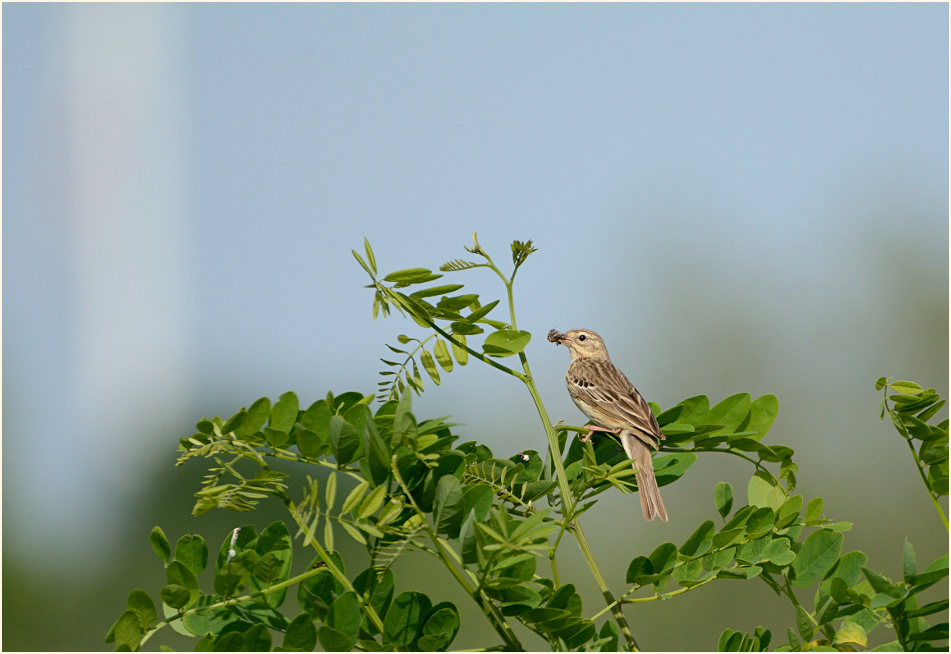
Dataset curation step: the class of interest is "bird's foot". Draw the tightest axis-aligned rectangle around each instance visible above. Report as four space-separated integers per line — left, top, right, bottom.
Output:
580 425 620 443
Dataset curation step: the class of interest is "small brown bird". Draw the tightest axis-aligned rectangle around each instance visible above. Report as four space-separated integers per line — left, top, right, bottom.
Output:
548 328 668 521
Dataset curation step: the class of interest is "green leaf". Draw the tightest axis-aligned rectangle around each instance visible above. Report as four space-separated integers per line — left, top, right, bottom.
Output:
166 560 199 595
240 623 271 650
352 248 372 276
708 393 751 431
440 258 482 272
890 380 924 395
317 626 354 651
649 542 678 574
432 339 454 372
795 605 814 641
361 414 390 486
791 530 843 587
833 622 867 648
716 565 762 580
434 474 464 537
905 598 949 618
111 611 144 650
419 603 461 651
786 626 802 650
451 334 468 366
160 584 191 609
214 525 258 597
270 392 299 433
297 552 344 622
357 484 387 519
597 619 619 652
253 522 293 608
828 550 868 586
911 553 948 590
465 299 501 323
483 329 532 357
764 537 796 565
329 415 361 465
326 591 361 642
626 556 654 584
906 624 949 642
747 473 785 510
677 395 710 424
903 538 917 582
719 628 739 651
673 558 706 585
872 640 903 651
437 293 480 311
323 472 337 511
384 267 442 285
745 508 775 537
747 394 779 440
680 520 715 557
410 283 464 298
222 409 247 436
714 482 734 519
450 321 483 335
805 497 824 524
363 238 377 275
420 350 440 385
653 452 697 485
703 545 736 572
265 427 291 449
127 589 157 629
383 591 429 649
776 495 803 528
245 397 271 433
175 534 209 577
353 567 395 633
150 526 171 563
341 481 370 515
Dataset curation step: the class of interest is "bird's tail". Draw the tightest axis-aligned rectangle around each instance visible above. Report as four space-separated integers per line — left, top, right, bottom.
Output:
621 432 669 522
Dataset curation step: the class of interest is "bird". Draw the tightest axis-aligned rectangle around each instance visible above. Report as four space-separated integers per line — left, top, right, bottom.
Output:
548 328 668 521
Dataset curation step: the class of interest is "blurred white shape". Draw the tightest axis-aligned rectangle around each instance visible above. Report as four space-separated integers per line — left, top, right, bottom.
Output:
55 7 186 556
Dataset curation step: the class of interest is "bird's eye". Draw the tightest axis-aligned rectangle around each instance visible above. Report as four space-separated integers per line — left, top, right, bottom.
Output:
578 334 586 341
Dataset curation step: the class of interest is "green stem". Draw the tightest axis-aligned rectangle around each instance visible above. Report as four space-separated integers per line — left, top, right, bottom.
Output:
899 428 949 531
289 509 387 634
263 451 366 482
664 445 770 475
779 580 819 628
514 323 640 650
392 458 524 651
387 288 525 382
139 562 331 647
882 391 949 532
624 575 718 604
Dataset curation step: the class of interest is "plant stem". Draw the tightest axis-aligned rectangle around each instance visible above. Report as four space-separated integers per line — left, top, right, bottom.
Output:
778 579 819 628
392 459 524 651
291 511 388 634
139 562 331 647
624 575 717 603
512 317 640 650
882 390 949 532
898 425 949 531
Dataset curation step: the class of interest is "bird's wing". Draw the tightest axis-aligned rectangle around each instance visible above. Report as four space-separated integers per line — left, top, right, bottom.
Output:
568 359 665 447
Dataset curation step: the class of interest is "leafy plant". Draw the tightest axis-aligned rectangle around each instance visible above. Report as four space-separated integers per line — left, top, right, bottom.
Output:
107 236 947 651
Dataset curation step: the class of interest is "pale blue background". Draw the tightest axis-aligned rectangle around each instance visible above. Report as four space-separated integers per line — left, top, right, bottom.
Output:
4 3 948 650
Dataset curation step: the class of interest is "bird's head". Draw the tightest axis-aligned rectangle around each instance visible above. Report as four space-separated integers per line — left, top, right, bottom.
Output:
548 328 610 361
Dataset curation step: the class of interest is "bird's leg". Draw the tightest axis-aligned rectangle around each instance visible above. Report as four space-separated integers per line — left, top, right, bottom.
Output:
580 425 621 443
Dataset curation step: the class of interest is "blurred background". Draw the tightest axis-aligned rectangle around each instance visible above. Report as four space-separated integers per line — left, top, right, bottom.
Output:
3 3 947 651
